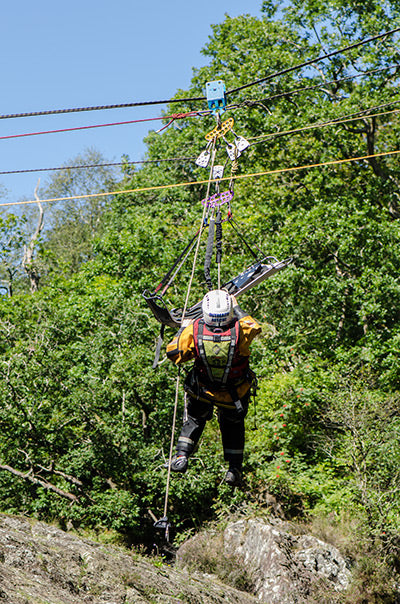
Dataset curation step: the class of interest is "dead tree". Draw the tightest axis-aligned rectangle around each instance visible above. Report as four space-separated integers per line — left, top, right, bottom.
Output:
23 181 44 293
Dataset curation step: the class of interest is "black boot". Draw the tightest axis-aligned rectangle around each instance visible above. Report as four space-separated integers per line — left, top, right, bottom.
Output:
170 453 188 473
224 467 242 487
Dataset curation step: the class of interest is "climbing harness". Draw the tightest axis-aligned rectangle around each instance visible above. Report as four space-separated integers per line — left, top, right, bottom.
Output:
194 318 241 386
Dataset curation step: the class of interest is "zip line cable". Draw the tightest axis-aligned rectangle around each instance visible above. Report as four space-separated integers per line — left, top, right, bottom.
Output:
232 64 400 107
0 156 196 176
3 89 398 154
228 26 400 95
0 28 397 187
2 64 398 145
4 64 398 146
2 103 398 177
2 147 399 209
2 87 399 147
0 97 207 121
1 27 399 122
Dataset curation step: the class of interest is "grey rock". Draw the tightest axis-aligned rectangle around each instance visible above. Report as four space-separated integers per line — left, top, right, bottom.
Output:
0 514 259 604
223 518 351 603
177 517 352 603
295 534 351 590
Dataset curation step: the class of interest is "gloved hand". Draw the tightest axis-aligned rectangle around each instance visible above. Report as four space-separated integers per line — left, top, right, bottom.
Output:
181 318 193 328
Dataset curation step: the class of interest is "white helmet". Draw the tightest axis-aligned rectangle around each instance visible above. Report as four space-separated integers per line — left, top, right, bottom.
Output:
202 289 234 327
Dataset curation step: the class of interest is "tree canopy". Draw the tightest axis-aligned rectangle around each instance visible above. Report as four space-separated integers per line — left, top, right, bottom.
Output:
1 1 400 598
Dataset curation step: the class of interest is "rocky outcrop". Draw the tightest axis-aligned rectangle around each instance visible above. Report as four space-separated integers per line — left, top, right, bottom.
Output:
0 513 353 604
177 517 352 603
0 514 259 603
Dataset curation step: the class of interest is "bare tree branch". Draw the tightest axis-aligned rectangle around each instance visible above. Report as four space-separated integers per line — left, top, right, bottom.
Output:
23 180 44 293
36 462 84 488
0 463 79 503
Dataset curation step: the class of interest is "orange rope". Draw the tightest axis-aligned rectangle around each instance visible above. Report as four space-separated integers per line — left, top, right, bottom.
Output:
2 147 400 208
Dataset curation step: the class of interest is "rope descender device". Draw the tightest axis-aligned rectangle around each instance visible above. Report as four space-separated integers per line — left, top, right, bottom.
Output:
196 119 250 167
226 134 250 160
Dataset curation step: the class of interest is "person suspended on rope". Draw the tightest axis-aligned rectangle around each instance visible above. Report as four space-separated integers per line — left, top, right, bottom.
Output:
166 289 261 487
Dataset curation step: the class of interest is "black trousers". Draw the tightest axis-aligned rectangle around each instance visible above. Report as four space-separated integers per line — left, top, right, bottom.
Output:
175 393 250 469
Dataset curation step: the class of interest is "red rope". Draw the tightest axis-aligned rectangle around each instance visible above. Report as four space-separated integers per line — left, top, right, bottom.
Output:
0 111 199 141
156 112 196 133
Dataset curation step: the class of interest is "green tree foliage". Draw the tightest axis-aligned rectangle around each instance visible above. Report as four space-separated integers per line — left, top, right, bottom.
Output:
0 212 27 296
0 3 400 596
37 148 118 280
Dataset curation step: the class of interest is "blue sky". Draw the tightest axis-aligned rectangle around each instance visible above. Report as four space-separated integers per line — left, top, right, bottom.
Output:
1 1 263 205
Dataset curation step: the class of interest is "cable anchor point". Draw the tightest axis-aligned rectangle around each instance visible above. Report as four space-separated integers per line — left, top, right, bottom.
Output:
206 80 226 115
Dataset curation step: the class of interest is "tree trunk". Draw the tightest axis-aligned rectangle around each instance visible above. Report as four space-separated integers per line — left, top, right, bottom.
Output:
23 181 44 292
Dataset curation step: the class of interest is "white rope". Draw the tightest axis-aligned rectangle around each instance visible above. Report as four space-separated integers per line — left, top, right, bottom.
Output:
162 366 181 526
